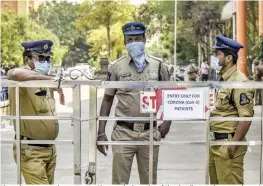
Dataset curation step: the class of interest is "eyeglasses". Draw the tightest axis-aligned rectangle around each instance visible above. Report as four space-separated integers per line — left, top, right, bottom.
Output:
38 55 52 63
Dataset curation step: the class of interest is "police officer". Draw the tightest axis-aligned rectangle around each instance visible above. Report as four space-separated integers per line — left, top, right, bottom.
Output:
185 59 199 81
209 35 254 184
97 22 171 184
7 40 65 184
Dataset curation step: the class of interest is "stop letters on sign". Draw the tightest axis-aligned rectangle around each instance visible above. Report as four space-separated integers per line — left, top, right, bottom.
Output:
142 96 156 109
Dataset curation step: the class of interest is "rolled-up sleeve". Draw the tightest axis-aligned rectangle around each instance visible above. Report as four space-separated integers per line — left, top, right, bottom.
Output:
104 65 117 96
234 88 254 117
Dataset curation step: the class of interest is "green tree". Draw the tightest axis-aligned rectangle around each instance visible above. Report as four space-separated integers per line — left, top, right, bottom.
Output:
137 1 175 63
138 1 224 65
78 0 136 60
1 13 66 67
30 1 89 67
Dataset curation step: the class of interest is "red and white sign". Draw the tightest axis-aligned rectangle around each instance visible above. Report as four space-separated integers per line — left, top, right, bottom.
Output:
210 89 215 110
161 89 205 120
140 91 157 113
140 88 210 120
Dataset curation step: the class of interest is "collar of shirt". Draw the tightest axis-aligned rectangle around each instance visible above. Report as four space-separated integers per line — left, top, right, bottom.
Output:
127 54 150 64
219 65 237 81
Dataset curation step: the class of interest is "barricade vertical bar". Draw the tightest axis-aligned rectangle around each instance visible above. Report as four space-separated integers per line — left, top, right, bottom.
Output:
73 85 81 184
149 112 154 184
88 86 97 183
15 87 22 184
260 89 263 184
205 87 210 184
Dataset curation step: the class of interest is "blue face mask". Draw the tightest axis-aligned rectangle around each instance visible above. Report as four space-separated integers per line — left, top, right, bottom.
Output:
126 42 146 73
34 61 51 75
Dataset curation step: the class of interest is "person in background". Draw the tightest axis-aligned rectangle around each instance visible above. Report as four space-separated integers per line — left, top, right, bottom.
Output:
185 59 199 81
200 59 210 81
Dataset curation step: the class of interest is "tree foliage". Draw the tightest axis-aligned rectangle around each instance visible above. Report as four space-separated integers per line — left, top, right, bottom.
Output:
1 13 66 67
30 1 89 67
78 0 136 61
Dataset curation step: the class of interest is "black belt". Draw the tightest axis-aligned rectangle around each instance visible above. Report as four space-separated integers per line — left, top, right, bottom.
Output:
116 121 156 131
15 135 53 148
214 132 235 140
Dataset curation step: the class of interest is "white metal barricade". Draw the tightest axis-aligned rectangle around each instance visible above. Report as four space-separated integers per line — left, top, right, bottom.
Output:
1 79 263 184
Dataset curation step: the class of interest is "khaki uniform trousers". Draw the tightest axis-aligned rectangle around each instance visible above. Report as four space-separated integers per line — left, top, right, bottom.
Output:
111 123 161 184
13 143 57 184
209 136 247 184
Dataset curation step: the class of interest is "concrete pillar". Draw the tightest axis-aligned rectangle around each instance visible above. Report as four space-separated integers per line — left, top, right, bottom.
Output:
236 0 248 76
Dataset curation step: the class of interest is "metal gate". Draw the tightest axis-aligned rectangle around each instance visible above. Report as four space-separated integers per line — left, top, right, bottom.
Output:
1 79 263 184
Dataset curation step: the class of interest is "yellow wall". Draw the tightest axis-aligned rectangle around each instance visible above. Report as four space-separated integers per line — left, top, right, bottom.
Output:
1 0 39 14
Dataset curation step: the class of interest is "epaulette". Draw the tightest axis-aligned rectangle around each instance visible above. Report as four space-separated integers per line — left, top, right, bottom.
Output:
109 56 126 68
147 54 163 62
236 70 249 81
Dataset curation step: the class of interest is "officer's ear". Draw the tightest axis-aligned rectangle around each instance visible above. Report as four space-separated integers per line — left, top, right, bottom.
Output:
143 34 146 43
229 55 233 62
124 35 127 45
226 55 233 63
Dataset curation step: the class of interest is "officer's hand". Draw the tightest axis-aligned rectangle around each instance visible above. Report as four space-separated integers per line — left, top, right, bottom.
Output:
97 133 108 156
50 89 54 99
227 145 236 159
158 122 171 139
50 88 65 105
58 91 65 105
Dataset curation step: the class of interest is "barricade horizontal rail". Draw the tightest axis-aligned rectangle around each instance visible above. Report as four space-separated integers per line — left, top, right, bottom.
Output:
0 115 73 120
2 139 261 146
97 141 262 146
101 81 263 89
1 115 261 122
1 139 73 145
1 115 260 122
210 117 262 121
2 79 263 89
210 141 262 146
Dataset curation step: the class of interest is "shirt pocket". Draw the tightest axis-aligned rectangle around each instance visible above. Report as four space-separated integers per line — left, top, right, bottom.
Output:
119 73 135 92
215 91 230 111
146 73 159 81
49 98 56 114
35 96 50 113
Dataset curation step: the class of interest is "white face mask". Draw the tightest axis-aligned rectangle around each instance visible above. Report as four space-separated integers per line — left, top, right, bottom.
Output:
210 56 222 71
126 42 146 72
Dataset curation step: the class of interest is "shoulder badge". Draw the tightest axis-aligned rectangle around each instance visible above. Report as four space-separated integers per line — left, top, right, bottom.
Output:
239 93 250 105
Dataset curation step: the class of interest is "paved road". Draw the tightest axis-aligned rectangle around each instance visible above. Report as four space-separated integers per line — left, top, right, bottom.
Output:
1 87 262 184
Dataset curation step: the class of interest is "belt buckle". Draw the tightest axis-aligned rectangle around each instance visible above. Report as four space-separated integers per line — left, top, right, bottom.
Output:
133 123 145 132
210 132 215 140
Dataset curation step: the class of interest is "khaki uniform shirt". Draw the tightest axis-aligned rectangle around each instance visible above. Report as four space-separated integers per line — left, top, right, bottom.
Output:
7 67 59 140
210 65 254 133
105 54 169 122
